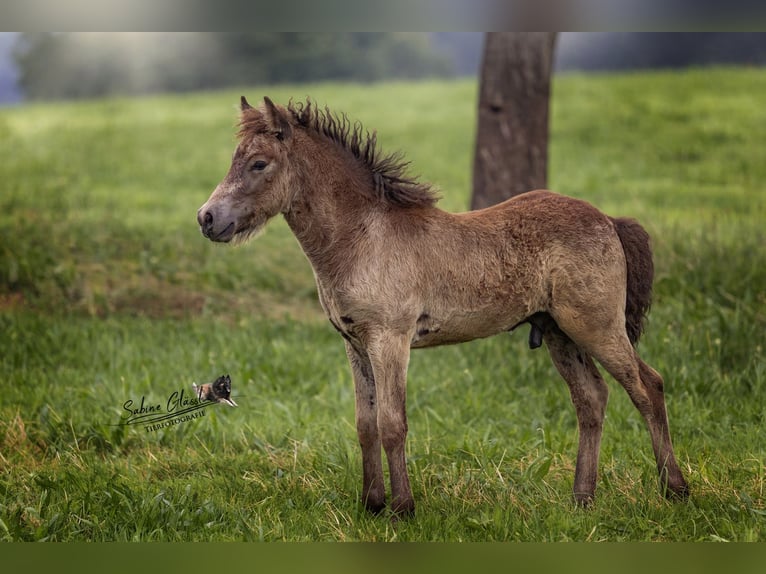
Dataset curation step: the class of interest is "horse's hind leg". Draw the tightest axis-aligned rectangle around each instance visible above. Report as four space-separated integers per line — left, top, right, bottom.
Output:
585 334 689 499
345 342 386 514
544 326 609 506
636 357 690 498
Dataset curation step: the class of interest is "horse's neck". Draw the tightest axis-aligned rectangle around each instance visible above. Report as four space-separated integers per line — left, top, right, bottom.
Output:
282 148 373 281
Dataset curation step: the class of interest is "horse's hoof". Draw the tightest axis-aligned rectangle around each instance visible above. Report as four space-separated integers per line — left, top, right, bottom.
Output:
573 491 595 508
363 496 387 515
664 481 690 501
390 497 415 521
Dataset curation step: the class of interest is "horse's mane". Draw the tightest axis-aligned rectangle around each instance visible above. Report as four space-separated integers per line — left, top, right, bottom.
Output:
285 99 439 209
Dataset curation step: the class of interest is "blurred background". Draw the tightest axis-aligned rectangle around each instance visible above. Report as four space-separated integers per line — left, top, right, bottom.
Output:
2 32 766 104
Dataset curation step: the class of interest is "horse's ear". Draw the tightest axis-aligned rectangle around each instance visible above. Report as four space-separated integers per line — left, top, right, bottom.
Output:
263 96 292 142
240 96 253 112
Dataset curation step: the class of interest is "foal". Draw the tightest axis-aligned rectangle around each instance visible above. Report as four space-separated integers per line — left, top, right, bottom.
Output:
197 96 689 515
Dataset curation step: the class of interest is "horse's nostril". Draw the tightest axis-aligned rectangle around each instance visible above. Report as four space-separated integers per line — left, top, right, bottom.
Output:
198 209 214 237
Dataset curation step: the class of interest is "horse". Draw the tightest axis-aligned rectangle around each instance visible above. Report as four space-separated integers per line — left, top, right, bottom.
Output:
197 96 689 516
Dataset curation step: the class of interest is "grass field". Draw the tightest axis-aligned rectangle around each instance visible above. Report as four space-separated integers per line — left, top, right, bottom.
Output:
1 68 765 541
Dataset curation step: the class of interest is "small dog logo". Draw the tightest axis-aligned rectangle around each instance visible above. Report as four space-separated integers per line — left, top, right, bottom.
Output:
193 374 238 407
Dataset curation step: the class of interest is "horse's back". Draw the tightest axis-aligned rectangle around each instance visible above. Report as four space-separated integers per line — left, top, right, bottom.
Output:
449 190 618 262
474 189 612 229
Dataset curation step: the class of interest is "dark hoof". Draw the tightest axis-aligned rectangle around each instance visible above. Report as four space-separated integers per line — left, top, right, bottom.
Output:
573 491 595 508
390 498 415 521
664 481 690 501
363 496 386 515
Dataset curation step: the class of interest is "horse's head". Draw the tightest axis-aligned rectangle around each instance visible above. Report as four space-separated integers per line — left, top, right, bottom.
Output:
197 96 295 243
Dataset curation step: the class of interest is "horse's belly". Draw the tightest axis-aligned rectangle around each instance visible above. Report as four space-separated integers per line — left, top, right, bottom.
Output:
409 310 523 349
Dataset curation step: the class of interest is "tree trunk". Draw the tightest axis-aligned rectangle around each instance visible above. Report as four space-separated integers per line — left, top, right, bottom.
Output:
471 32 557 210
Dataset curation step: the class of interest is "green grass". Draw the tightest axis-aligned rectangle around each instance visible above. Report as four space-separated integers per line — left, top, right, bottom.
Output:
1 69 765 541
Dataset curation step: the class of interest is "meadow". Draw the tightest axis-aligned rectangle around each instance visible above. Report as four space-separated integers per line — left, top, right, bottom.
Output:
0 68 764 541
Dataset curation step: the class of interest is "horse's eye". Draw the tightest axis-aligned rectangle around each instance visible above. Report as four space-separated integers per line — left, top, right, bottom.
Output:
251 160 268 172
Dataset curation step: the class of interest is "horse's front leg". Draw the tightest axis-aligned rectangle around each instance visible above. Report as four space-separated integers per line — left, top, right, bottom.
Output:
366 332 414 517
345 341 386 514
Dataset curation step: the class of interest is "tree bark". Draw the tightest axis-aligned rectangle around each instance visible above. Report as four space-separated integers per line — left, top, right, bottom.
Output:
471 32 557 210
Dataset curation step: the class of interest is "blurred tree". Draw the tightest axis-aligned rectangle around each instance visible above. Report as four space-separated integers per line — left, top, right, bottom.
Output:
471 33 557 210
13 33 453 101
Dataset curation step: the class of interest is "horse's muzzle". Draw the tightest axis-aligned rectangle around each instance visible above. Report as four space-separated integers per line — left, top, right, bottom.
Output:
197 207 234 241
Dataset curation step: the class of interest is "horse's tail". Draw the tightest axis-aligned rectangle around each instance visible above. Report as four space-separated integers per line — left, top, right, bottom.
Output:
611 217 654 346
